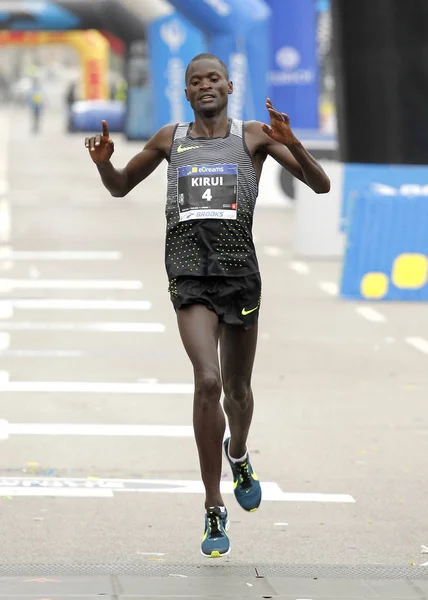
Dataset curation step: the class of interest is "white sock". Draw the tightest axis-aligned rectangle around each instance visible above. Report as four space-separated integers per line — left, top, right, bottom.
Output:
228 444 248 464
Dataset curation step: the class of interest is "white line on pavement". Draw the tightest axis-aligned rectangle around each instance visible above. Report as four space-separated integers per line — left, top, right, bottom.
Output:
318 281 338 296
355 306 387 323
0 421 194 440
0 279 143 291
406 337 428 355
0 322 165 333
0 299 151 311
0 250 121 261
289 261 310 274
263 246 284 257
0 381 194 394
0 303 13 318
0 333 10 350
0 349 83 357
0 477 356 502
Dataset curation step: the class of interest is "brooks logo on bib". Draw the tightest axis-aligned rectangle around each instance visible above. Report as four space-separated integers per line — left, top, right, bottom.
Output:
177 163 238 222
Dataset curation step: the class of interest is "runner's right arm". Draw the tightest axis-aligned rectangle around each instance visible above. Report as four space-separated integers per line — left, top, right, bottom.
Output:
85 121 175 197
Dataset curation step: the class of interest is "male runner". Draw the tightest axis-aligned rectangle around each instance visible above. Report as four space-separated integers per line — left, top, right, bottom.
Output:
85 53 330 558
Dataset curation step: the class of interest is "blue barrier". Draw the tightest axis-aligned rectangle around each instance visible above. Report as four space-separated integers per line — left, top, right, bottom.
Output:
147 12 207 133
341 163 428 232
340 169 428 301
264 0 319 129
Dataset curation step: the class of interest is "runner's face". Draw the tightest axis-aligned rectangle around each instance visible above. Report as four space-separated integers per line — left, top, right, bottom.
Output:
185 59 232 116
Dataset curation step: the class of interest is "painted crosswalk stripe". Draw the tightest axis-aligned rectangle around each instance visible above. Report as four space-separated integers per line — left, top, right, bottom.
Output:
0 299 151 311
0 322 165 332
0 279 143 291
0 477 356 502
0 250 121 261
0 421 194 439
0 381 194 394
406 337 428 355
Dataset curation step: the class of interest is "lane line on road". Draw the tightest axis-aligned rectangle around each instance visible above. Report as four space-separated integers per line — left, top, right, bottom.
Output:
406 337 428 355
0 421 194 439
0 250 122 261
263 246 284 257
289 261 310 274
0 322 165 333
355 306 387 323
0 477 356 502
0 333 10 350
0 279 143 291
0 381 194 394
0 303 13 318
0 299 151 311
0 349 83 357
318 281 338 296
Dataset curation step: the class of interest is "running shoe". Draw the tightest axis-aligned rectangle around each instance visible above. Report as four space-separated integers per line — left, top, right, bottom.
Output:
223 437 262 512
200 505 230 558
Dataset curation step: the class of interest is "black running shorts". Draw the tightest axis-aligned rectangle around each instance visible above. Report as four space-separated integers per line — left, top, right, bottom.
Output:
168 274 262 329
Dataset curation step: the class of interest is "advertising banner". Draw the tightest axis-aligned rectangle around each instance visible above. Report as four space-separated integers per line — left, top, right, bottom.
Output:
167 0 271 122
264 0 319 129
148 12 206 131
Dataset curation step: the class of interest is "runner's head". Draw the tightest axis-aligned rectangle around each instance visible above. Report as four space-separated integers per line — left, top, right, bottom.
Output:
185 53 233 117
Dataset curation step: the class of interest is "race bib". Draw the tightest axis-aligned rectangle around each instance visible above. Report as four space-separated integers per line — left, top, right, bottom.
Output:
177 163 238 222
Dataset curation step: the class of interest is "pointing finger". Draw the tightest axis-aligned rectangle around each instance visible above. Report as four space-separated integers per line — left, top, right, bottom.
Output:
102 120 109 139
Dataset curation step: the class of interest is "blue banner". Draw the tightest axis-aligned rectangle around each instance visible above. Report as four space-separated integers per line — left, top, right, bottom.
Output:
264 0 319 129
147 12 207 132
0 1 79 29
168 0 271 122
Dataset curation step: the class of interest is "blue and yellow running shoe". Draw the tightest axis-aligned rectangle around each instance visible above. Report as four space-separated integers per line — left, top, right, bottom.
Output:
200 506 230 558
223 437 262 512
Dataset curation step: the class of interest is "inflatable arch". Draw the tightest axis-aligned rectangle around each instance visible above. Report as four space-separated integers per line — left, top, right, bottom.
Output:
0 30 109 100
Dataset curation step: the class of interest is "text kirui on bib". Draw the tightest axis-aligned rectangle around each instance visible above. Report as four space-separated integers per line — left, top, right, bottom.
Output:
177 163 238 222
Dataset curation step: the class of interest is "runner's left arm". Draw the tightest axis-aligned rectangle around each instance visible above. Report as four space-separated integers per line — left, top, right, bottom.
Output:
248 99 331 194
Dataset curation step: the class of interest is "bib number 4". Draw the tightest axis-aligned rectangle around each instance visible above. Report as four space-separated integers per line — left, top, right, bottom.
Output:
202 188 212 202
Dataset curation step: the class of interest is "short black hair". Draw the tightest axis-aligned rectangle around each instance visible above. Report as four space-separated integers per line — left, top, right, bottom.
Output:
185 53 229 84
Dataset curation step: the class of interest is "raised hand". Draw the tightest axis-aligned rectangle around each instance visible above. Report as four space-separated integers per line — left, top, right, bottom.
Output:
85 120 114 164
261 98 298 146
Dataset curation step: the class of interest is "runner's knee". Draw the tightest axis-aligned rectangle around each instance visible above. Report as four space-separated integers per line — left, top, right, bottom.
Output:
194 372 222 406
223 377 252 409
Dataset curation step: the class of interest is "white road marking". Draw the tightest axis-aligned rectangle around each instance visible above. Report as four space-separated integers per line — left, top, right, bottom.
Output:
0 381 194 394
0 371 9 383
0 421 194 439
318 281 338 296
0 487 113 498
0 299 151 311
264 246 284 257
0 322 165 333
0 199 10 243
0 250 121 261
0 349 82 357
355 306 386 323
289 260 310 274
0 477 355 502
0 333 10 350
0 303 13 318
0 279 143 291
406 337 428 355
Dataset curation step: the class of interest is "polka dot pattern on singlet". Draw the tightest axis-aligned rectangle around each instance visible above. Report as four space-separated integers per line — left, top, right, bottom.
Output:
165 119 259 278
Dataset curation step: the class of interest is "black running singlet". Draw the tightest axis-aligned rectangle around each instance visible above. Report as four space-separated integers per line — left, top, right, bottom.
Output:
165 118 259 278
